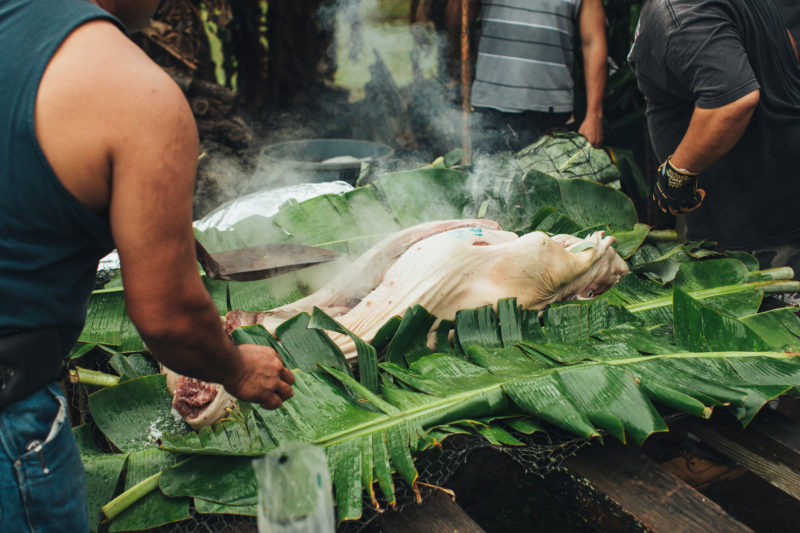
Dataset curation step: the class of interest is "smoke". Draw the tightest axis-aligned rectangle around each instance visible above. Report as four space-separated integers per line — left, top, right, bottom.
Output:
194 148 255 219
194 0 511 227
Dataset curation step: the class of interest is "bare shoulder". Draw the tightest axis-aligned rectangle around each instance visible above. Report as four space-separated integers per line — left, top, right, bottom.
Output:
42 19 193 137
36 19 197 213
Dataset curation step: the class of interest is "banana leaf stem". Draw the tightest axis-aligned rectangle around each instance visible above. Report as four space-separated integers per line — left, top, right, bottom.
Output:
626 280 800 313
101 457 194 521
68 367 120 388
760 281 800 293
102 472 161 520
645 229 680 242
748 266 796 281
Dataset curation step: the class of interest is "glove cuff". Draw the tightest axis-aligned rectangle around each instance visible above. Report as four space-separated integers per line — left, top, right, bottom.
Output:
662 156 698 189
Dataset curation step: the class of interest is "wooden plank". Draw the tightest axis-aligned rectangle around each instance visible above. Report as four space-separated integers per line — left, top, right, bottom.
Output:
682 413 800 500
751 409 800 458
558 439 753 533
379 490 486 533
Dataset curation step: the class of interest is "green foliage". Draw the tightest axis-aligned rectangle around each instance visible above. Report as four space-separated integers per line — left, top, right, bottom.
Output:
75 138 800 527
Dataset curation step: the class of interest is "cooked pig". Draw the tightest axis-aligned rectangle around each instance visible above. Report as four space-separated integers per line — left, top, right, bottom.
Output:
227 221 629 359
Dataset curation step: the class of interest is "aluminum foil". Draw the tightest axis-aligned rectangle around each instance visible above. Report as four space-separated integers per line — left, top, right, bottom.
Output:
193 180 354 231
97 181 354 273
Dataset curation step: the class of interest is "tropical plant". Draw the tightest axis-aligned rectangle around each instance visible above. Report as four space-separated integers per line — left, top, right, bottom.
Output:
72 136 800 530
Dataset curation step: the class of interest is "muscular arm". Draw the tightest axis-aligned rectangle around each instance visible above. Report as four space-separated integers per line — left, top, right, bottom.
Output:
35 21 292 408
577 0 607 148
670 90 760 173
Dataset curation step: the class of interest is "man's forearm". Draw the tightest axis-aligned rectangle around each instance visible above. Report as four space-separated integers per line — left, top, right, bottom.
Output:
670 90 760 172
582 39 607 120
128 283 244 386
577 0 607 147
579 0 606 118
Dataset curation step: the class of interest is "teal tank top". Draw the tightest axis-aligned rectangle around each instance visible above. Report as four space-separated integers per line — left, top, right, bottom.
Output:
0 0 124 356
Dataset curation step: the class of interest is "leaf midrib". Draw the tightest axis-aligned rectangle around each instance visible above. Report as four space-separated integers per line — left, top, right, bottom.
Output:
312 350 790 448
625 280 798 313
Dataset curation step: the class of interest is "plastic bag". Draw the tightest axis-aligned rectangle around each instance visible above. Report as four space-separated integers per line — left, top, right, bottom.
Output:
252 441 335 533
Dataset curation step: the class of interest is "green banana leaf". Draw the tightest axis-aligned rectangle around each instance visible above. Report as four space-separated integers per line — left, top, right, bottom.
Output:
108 449 189 532
514 132 621 184
601 257 797 328
144 295 800 523
89 374 191 453
76 140 800 528
74 425 128 533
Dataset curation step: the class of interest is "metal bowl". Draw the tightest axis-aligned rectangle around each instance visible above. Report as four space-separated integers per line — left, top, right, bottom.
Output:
258 139 395 184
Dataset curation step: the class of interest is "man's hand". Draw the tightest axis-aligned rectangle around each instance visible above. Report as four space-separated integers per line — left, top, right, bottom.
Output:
578 115 603 148
653 157 706 215
225 344 295 410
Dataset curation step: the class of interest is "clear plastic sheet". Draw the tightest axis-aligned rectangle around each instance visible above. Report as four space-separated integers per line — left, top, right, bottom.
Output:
252 442 335 533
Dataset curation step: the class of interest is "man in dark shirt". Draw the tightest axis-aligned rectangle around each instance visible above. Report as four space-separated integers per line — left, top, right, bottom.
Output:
628 0 800 277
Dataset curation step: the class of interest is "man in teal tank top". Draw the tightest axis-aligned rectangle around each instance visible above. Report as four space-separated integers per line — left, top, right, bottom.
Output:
0 2 295 530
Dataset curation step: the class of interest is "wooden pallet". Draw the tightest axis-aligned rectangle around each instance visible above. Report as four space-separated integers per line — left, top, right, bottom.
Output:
377 405 800 532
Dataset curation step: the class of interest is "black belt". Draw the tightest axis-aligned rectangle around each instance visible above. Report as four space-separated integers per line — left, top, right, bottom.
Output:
0 329 64 408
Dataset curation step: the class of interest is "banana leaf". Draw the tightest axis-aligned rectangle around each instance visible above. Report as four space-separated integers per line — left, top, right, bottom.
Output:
740 307 800 350
79 290 126 345
108 449 189 532
372 168 469 227
514 132 621 184
89 374 191 453
602 257 799 329
80 144 800 527
108 352 158 382
74 425 128 533
160 455 257 505
149 297 800 523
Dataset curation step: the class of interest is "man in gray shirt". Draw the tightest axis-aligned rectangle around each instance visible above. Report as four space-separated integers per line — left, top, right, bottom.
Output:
449 0 607 152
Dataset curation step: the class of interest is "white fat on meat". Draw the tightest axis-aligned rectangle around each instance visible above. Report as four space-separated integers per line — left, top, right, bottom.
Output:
325 227 628 357
225 218 502 334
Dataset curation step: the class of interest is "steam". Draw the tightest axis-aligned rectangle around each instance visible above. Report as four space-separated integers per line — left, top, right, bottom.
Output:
195 0 511 226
